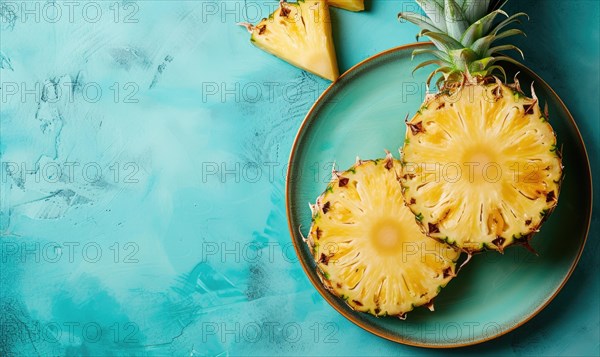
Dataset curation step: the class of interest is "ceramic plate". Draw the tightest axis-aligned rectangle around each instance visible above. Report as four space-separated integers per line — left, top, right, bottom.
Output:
286 44 592 348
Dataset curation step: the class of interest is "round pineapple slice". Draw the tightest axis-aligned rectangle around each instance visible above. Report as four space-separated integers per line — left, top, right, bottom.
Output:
401 82 562 253
306 155 459 318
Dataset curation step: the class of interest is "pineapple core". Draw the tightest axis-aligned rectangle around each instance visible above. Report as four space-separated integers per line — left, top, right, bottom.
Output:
370 219 406 254
461 144 499 184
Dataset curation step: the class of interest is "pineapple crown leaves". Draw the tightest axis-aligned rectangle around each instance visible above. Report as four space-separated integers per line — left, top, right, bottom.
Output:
399 0 529 87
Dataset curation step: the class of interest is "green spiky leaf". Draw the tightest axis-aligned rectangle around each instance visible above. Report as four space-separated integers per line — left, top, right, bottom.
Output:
460 10 508 46
469 56 495 70
461 0 491 22
412 48 452 62
419 30 464 52
426 66 456 87
398 12 444 33
470 34 496 56
482 65 507 80
448 48 479 72
491 12 529 35
444 0 469 40
416 0 447 31
486 45 524 59
484 55 525 69
469 29 524 56
413 59 448 75
494 28 526 41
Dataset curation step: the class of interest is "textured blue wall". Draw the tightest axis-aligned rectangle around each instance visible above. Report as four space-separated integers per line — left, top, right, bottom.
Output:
0 1 598 356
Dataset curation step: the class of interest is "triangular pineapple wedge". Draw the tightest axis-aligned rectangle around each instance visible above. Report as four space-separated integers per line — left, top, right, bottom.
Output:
242 0 339 81
328 0 364 11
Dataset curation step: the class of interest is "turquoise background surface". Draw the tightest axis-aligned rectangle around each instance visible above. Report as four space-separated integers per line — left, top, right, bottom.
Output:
0 0 598 356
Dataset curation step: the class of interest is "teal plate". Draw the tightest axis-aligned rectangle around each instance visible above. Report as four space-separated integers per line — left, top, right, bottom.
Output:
286 44 592 348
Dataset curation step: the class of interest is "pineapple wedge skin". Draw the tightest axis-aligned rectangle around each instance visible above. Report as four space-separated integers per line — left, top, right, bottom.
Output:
328 0 365 12
306 157 459 317
401 83 563 253
249 0 339 81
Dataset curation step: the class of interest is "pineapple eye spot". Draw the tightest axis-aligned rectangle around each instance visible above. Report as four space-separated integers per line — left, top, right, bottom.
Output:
370 219 405 255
